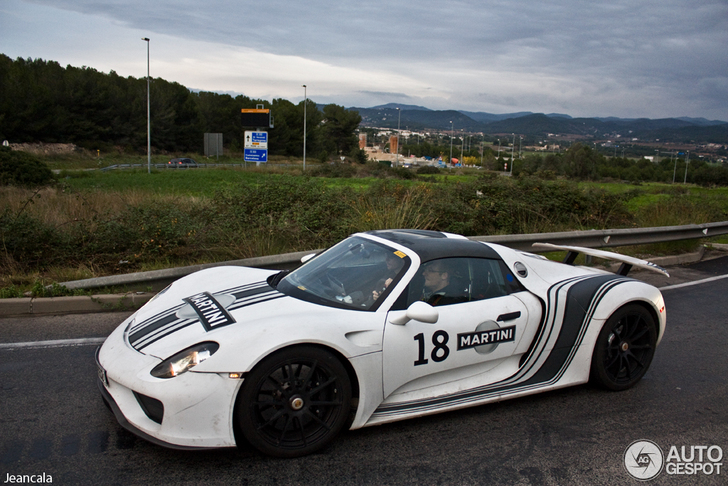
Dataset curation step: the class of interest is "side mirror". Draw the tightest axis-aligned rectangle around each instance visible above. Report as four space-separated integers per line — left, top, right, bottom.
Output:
300 253 317 264
389 301 439 326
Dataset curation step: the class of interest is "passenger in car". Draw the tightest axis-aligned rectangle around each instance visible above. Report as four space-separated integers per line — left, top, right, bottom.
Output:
371 252 406 301
419 260 468 306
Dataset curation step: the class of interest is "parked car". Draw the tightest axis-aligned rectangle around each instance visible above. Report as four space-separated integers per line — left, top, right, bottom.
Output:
96 230 667 457
167 157 198 168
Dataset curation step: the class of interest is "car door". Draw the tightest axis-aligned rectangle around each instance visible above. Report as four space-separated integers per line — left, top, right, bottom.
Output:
382 257 542 400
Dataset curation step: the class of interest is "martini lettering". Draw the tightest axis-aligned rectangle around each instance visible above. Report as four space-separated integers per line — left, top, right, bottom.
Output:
183 292 236 330
457 325 515 350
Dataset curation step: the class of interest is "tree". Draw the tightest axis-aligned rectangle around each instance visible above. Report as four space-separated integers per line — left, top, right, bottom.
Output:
322 105 361 157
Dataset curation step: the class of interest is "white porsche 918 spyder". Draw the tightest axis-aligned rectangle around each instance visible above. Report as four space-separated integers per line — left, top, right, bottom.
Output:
96 230 668 457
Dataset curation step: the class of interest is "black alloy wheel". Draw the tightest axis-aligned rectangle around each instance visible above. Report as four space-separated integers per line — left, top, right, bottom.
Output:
591 304 658 391
236 346 352 457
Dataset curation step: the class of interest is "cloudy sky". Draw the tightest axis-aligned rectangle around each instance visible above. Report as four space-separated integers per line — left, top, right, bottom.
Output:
2 0 728 121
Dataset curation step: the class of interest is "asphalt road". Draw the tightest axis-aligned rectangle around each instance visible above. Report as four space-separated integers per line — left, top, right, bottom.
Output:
1 258 727 485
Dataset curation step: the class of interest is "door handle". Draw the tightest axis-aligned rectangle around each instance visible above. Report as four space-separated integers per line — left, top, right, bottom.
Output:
496 311 521 322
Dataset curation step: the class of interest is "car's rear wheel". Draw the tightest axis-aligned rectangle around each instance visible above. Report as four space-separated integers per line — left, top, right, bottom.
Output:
236 346 352 457
591 304 657 391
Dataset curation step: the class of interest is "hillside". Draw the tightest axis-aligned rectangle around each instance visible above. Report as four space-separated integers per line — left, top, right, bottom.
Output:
353 105 728 144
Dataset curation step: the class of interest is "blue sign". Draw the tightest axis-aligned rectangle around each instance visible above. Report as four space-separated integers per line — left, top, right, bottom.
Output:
251 132 267 144
244 148 268 163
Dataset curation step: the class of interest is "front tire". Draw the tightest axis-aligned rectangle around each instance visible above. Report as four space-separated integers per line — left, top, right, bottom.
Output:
591 304 657 391
236 346 352 457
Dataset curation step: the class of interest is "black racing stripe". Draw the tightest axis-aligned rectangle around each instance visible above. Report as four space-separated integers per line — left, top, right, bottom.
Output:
231 284 273 300
136 321 198 351
131 318 196 350
129 314 181 346
519 296 546 368
373 275 627 417
128 305 183 334
228 293 285 311
520 274 620 385
510 276 586 382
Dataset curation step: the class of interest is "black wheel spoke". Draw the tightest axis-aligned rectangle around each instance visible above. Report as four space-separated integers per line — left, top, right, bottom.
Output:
257 408 286 431
308 399 343 407
300 361 319 390
294 417 308 447
604 352 620 371
309 376 338 396
630 343 652 351
303 409 331 429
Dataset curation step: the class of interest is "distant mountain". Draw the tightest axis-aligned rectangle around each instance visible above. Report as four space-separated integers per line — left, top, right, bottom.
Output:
369 103 432 111
352 106 483 131
351 104 728 144
459 111 534 123
675 117 728 127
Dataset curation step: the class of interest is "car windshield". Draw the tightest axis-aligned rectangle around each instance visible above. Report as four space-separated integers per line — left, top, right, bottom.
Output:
277 236 411 311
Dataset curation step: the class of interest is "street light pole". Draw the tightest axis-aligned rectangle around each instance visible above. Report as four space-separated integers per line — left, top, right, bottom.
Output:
302 85 307 171
396 107 401 167
510 133 515 175
142 37 150 174
461 134 464 166
449 121 453 168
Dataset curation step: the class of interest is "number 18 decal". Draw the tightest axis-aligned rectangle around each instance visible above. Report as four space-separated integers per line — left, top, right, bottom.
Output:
414 331 450 366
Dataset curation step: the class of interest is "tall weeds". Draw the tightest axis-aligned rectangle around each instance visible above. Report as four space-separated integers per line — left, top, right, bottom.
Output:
2 174 725 285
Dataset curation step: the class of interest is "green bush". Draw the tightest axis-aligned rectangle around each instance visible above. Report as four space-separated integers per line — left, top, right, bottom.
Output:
0 210 63 267
417 165 440 175
0 147 55 187
309 162 357 178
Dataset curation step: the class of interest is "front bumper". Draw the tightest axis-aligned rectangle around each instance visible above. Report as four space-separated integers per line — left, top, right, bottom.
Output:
95 341 241 449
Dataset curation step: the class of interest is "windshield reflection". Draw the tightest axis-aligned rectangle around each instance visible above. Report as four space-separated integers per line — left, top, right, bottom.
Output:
278 237 411 311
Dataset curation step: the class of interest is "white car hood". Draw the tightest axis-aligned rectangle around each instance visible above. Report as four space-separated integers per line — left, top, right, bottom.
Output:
125 265 299 359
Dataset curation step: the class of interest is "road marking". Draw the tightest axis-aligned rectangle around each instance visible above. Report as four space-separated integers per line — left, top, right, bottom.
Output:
659 273 728 291
0 337 106 350
1 273 728 349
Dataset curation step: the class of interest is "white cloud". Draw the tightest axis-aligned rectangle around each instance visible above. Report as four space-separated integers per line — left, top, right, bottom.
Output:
2 0 727 119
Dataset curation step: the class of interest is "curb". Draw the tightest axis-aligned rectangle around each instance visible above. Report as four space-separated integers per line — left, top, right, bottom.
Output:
0 293 154 318
0 248 714 318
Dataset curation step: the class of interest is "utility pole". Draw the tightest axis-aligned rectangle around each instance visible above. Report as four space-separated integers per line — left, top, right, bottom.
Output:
142 37 150 174
449 121 454 168
510 133 515 175
302 85 307 171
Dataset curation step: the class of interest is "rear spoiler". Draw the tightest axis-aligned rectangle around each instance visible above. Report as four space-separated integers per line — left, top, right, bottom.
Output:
532 243 670 278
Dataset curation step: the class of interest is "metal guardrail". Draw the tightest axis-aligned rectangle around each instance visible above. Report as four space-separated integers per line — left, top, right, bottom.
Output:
470 221 728 251
60 222 728 291
100 163 298 171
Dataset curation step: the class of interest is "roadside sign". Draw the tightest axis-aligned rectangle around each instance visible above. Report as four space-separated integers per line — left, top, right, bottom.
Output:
241 109 272 128
245 131 268 149
244 148 268 163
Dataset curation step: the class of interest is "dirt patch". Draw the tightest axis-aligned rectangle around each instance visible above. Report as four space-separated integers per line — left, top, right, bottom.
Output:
8 142 80 155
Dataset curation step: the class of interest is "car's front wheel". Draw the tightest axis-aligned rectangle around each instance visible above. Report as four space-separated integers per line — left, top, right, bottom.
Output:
235 346 352 457
591 304 657 391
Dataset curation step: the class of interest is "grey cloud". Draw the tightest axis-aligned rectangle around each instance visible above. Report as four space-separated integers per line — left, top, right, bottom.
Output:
22 0 728 118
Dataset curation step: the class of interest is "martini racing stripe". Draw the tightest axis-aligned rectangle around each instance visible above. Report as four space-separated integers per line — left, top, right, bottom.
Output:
133 319 199 351
128 309 185 346
371 275 628 420
127 281 284 352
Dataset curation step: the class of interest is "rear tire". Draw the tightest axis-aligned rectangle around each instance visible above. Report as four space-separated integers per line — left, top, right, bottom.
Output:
236 346 352 457
591 304 657 391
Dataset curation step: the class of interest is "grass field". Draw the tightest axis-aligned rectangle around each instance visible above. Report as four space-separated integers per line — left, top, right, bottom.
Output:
2 159 727 296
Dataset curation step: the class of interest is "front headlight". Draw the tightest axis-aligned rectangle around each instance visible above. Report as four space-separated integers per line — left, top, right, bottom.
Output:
151 342 220 379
